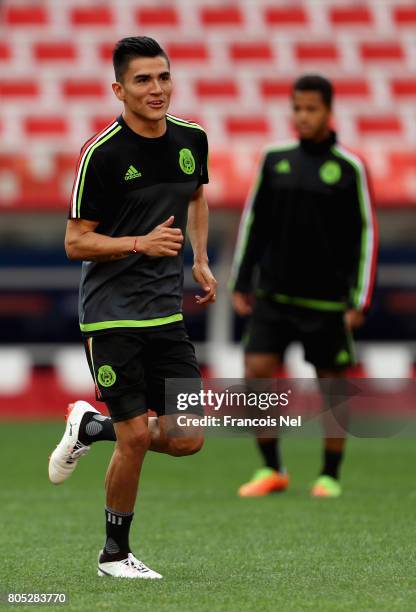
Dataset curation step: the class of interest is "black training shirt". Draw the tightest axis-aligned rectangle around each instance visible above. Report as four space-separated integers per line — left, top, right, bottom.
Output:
69 114 209 333
230 132 377 312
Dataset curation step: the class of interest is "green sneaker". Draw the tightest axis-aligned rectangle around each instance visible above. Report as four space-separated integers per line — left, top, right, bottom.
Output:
311 475 342 498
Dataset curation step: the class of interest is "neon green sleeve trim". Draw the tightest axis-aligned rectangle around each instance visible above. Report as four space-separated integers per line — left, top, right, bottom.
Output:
228 155 267 290
265 141 298 154
166 115 205 132
77 125 122 217
80 313 183 332
331 146 374 310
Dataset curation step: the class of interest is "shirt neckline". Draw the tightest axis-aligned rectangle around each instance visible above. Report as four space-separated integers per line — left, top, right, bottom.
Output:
300 130 337 155
117 114 169 143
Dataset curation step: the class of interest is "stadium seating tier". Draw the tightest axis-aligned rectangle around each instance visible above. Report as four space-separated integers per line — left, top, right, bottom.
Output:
1 0 415 206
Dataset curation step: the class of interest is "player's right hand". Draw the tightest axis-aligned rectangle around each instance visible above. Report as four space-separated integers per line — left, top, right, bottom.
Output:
137 216 184 257
232 292 253 316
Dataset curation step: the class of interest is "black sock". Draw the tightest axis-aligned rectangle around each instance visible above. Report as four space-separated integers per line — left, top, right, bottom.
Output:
100 508 134 563
78 412 116 445
257 439 281 472
321 449 343 480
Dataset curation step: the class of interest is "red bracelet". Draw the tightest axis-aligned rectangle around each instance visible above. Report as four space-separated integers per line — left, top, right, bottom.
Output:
132 237 139 253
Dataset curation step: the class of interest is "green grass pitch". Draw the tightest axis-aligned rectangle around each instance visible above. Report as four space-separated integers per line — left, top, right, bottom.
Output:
1 423 415 611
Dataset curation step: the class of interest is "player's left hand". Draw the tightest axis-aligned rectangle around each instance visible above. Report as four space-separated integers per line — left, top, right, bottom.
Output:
192 261 217 305
344 308 365 329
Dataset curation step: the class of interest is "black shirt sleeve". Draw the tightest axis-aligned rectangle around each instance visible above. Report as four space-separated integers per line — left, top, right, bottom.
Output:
68 151 107 221
345 160 378 312
198 130 209 186
229 152 273 292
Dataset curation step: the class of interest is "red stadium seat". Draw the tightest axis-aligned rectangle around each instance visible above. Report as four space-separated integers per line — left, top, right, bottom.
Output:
55 153 78 177
225 117 270 136
200 7 243 26
99 43 114 62
166 43 209 62
295 43 339 62
0 43 11 61
260 80 292 99
389 151 416 166
360 43 404 61
33 43 77 62
357 116 402 135
393 6 416 26
329 6 373 25
136 7 179 26
0 0 415 208
4 6 48 26
70 6 114 26
0 81 39 97
195 80 239 98
24 117 68 137
62 80 106 98
388 152 416 183
264 7 308 26
391 79 416 97
229 43 273 62
333 79 370 97
91 117 118 134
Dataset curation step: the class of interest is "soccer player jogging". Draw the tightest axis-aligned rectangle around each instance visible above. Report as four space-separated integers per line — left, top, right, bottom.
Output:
48 37 216 578
230 75 377 498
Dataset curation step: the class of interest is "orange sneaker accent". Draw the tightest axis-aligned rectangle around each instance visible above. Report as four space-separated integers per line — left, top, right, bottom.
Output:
238 470 289 497
311 485 329 497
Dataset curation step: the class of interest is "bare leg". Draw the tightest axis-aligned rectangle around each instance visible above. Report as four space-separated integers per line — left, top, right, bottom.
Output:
77 406 203 458
316 368 347 454
105 414 150 512
316 368 348 477
148 414 204 457
238 352 290 495
100 413 166 569
245 353 282 457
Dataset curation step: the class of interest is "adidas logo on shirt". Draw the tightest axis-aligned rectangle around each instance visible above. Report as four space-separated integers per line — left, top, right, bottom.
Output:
124 165 142 180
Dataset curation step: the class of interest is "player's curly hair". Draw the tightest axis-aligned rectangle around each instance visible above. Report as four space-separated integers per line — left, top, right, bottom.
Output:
113 36 170 82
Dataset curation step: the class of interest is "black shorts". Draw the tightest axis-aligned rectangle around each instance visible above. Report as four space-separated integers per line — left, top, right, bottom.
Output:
83 323 201 422
244 298 355 370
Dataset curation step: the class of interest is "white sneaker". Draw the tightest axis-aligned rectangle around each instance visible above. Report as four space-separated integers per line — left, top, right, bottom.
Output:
97 551 162 579
48 400 100 485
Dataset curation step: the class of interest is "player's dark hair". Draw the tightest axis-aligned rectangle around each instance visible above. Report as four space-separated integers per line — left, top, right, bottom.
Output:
293 75 333 108
113 36 170 82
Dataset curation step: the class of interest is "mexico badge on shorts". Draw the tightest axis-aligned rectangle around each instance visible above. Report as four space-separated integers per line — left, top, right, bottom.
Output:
97 365 117 388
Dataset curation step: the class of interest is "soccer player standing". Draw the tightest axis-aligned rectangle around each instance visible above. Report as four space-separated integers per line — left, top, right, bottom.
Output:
230 75 377 498
49 37 216 578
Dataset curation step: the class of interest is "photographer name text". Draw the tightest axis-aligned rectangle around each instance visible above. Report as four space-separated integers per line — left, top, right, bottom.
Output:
176 415 302 428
